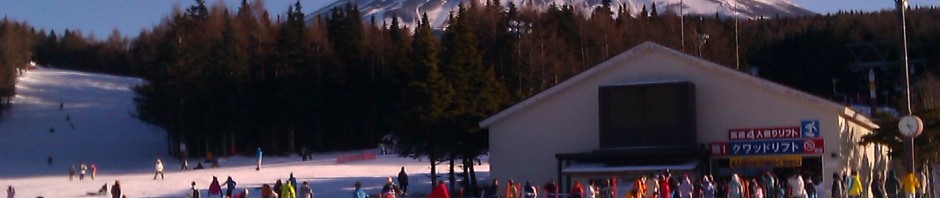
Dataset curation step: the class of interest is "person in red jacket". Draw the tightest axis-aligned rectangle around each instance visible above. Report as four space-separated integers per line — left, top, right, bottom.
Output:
430 181 450 198
571 181 585 198
544 181 559 198
660 173 672 198
208 176 222 198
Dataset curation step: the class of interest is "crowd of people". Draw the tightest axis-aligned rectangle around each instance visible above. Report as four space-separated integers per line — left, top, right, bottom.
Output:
449 169 929 198
187 173 313 198
18 142 934 198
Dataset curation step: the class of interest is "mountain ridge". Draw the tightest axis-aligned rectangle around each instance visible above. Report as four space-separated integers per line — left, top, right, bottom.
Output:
307 0 816 29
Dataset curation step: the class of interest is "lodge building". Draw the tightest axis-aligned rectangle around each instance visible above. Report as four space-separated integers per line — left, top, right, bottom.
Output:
479 42 885 198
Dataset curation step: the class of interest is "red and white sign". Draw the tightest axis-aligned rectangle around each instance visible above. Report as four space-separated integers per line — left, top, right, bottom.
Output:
802 138 825 154
728 127 801 141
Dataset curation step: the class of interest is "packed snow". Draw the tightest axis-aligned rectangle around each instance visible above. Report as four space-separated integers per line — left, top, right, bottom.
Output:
0 67 490 198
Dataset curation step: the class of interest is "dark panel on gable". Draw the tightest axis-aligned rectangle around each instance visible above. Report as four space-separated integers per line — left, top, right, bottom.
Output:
599 81 697 149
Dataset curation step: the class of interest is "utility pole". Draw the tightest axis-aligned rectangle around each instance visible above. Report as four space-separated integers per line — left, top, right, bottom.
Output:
734 1 739 71
898 0 912 115
895 2 924 195
680 0 685 52
718 1 740 70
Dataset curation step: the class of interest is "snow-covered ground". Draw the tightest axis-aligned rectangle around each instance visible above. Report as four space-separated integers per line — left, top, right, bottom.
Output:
0 67 489 197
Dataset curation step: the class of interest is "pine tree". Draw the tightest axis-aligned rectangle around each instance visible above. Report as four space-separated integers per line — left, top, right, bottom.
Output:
651 2 658 19
187 0 209 21
641 5 649 19
440 4 509 195
396 13 453 187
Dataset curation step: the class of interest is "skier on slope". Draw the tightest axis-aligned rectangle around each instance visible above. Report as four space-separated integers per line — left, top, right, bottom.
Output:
91 163 97 180
256 147 263 171
154 159 165 180
80 163 87 180
69 165 76 181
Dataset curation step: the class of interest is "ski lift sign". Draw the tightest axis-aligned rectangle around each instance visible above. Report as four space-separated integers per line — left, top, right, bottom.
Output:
710 138 824 156
727 120 820 141
712 120 824 156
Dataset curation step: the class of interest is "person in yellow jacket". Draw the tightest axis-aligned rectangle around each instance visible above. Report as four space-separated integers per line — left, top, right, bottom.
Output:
846 170 864 198
903 171 920 198
281 180 296 198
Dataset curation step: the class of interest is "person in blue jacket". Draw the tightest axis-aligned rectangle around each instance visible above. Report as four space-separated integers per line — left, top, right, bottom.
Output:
354 182 368 198
256 147 263 171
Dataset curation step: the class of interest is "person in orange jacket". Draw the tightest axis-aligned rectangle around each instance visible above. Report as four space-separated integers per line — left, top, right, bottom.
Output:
634 177 647 198
507 179 519 198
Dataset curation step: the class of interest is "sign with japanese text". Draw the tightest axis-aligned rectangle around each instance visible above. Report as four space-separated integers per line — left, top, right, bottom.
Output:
727 120 822 141
709 138 824 156
728 127 801 141
730 155 803 168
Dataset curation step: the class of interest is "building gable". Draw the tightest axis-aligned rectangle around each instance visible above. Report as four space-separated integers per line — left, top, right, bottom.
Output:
479 41 877 130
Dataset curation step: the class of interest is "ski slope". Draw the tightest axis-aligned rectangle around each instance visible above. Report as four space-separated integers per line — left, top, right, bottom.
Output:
0 67 489 197
0 66 166 177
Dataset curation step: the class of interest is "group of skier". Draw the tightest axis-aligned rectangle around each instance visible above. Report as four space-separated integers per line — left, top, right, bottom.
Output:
186 173 313 198
68 163 97 181
352 167 410 198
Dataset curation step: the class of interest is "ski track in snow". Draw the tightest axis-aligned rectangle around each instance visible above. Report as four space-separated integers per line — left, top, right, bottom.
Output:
0 67 490 198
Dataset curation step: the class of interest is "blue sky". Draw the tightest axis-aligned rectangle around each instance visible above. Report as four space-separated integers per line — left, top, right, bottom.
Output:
0 0 937 39
0 0 334 39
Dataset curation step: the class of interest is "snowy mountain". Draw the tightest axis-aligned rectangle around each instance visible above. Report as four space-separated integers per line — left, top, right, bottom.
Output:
309 0 816 29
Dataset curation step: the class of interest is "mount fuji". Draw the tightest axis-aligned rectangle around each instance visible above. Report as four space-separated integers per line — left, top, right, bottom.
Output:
309 0 816 29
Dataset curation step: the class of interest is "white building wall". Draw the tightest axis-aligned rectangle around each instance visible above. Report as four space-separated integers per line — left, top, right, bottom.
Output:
487 45 877 196
488 65 602 184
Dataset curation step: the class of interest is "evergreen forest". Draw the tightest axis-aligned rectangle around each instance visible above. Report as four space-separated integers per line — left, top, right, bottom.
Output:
3 0 940 190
